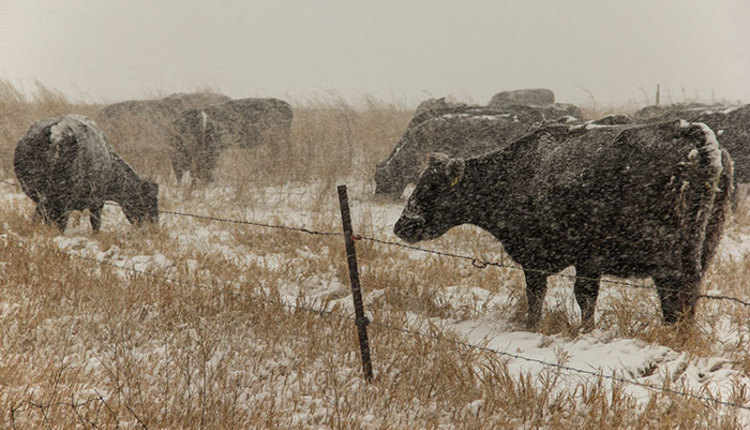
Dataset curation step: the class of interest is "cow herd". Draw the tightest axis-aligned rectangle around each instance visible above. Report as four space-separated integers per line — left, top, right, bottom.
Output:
10 88 749 331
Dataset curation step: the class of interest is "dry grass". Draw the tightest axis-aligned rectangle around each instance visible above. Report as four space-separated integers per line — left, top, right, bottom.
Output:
0 80 749 428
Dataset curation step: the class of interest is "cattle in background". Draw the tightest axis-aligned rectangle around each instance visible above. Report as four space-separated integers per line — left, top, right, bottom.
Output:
690 105 750 186
487 88 584 119
414 97 467 116
161 92 231 111
374 105 547 198
632 102 726 122
95 92 230 130
488 88 555 106
634 104 750 200
94 92 230 177
169 98 293 182
588 114 633 126
14 114 159 232
394 121 733 330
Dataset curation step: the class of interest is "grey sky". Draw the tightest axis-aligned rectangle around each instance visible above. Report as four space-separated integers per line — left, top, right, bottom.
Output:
1 0 748 107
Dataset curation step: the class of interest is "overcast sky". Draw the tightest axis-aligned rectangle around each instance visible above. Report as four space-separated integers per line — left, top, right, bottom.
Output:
1 0 748 108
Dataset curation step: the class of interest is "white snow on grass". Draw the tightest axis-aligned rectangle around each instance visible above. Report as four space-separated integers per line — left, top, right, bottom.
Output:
2 178 750 422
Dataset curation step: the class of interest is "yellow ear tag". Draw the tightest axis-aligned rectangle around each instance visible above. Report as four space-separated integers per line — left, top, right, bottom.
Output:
451 176 461 187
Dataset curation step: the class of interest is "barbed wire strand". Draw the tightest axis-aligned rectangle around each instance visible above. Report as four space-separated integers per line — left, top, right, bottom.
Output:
154 205 750 308
3 232 750 413
160 209 344 238
1 175 748 307
358 235 750 308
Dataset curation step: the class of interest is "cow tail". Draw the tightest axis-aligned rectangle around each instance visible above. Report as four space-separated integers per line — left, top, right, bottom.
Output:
701 147 734 271
672 123 726 279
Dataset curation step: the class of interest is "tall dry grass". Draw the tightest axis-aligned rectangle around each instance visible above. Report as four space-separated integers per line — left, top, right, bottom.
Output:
0 80 748 428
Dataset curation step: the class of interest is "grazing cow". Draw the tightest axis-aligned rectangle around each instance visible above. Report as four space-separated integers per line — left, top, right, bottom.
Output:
14 114 159 232
488 88 556 106
394 121 733 329
95 92 231 175
170 98 293 182
374 105 547 198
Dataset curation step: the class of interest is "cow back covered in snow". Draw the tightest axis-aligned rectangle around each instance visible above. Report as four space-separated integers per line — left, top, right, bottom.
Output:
170 97 293 182
374 105 548 198
394 121 733 329
488 88 555 106
487 88 583 119
14 114 159 232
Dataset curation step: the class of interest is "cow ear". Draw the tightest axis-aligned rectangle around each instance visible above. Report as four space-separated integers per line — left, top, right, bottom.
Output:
447 158 465 187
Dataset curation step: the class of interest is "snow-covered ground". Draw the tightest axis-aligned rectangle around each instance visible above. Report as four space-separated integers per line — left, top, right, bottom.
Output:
3 178 750 424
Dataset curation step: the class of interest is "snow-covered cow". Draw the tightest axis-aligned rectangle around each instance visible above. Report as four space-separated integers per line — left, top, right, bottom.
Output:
14 114 159 232
394 121 733 329
169 98 293 182
488 88 556 106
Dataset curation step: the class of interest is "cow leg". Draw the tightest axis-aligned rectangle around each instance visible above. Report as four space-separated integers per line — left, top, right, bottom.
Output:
653 275 700 325
89 203 104 232
524 270 548 329
573 269 601 331
50 209 69 232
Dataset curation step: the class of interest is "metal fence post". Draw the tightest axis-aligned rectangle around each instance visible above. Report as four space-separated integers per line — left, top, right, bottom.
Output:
337 184 374 383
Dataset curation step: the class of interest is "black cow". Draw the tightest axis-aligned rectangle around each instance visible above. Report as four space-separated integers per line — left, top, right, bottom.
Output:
488 88 556 106
487 89 584 119
170 98 293 182
374 105 548 198
394 121 733 329
632 104 750 199
14 114 159 232
691 105 750 185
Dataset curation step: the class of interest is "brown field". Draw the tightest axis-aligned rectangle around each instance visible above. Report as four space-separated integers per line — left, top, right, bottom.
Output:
0 80 749 428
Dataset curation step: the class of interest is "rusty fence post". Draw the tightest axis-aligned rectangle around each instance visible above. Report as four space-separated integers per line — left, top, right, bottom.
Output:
337 184 374 383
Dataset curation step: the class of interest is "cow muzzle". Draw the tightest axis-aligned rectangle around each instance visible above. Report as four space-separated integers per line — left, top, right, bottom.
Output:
393 214 426 243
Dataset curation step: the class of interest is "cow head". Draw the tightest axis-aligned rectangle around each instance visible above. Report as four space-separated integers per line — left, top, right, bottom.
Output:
123 180 160 227
394 153 465 243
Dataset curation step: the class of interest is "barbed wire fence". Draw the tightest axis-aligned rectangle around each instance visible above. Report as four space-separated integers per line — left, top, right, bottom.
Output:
2 178 750 423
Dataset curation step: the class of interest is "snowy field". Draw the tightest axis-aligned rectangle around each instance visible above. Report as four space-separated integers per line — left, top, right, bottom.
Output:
2 175 750 428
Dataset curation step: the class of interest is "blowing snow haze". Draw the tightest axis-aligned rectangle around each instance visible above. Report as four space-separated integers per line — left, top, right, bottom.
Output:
0 0 749 106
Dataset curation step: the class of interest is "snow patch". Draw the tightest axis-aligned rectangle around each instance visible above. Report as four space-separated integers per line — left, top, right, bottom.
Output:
691 121 722 172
